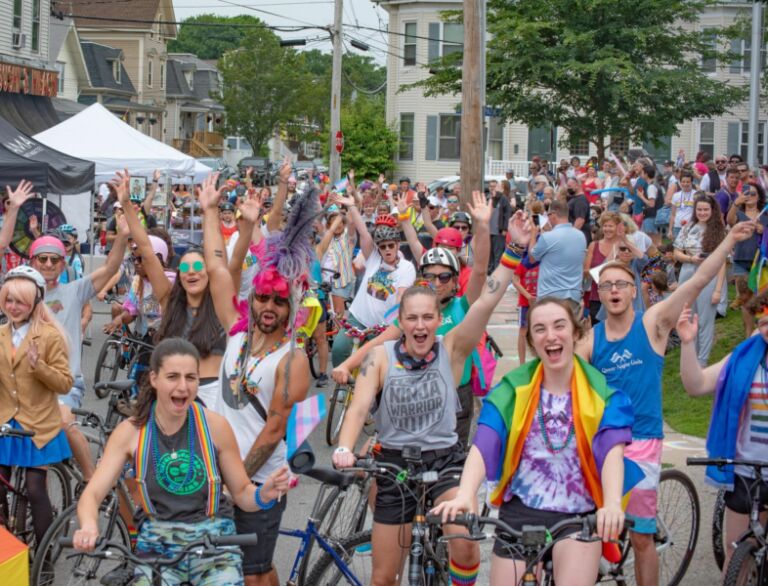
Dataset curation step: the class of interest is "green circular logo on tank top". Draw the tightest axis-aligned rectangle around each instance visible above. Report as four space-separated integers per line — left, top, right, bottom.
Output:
156 450 205 495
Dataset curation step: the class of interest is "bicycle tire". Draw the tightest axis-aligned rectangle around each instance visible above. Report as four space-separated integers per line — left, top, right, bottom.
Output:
31 499 131 586
298 477 372 583
712 487 727 571
723 540 765 586
94 338 122 394
325 384 350 446
304 530 373 586
307 338 320 380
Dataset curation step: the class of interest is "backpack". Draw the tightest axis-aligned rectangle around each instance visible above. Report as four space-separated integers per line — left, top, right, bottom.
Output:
470 333 501 397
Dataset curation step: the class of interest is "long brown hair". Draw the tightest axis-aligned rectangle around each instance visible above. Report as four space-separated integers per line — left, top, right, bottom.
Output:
691 193 725 254
132 338 200 427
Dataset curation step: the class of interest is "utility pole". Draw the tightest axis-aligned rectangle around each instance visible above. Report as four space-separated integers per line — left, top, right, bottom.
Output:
748 1 763 168
329 0 343 184
460 0 483 206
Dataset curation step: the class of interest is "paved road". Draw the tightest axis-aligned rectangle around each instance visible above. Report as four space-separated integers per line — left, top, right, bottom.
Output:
80 292 720 585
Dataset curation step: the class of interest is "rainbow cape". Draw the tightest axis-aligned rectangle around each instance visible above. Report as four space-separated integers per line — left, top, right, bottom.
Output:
478 356 643 508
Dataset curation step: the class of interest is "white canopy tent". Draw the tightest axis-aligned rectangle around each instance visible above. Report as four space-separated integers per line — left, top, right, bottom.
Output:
34 103 196 182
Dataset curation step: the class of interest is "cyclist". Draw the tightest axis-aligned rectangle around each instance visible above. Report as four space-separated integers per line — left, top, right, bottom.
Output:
0 266 73 546
677 292 768 571
57 224 85 282
433 296 634 586
72 338 291 585
319 203 356 318
332 212 526 586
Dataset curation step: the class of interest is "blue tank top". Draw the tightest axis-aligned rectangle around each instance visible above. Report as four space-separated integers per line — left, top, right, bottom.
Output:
592 312 664 439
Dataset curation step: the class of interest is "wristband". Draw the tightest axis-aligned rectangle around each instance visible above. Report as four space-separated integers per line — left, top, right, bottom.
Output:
334 446 351 455
500 245 523 270
151 179 159 184
254 485 276 510
397 209 412 222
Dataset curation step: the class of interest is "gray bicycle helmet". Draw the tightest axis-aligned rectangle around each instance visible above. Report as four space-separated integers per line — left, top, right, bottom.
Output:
420 248 460 275
449 211 472 227
4 266 46 300
373 225 400 245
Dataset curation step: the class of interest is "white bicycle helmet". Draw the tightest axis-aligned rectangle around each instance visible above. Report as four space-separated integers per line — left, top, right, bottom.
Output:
420 248 460 275
5 266 46 298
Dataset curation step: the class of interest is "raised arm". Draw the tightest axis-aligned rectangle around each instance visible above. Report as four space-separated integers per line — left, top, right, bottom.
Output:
227 192 260 289
394 192 424 263
677 304 729 395
267 157 291 233
200 172 240 331
332 324 401 383
142 169 160 217
336 191 372 258
0 180 34 250
464 190 491 304
90 209 129 293
316 215 342 259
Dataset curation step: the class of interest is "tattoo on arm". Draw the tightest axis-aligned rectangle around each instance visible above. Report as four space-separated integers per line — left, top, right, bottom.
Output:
244 441 280 478
486 276 500 294
214 250 224 258
268 409 283 420
359 352 375 378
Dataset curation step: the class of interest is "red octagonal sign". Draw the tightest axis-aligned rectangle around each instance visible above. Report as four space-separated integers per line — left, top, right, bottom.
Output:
335 130 344 154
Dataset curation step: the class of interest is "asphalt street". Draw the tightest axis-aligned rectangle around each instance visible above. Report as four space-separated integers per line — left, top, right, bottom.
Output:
80 300 720 585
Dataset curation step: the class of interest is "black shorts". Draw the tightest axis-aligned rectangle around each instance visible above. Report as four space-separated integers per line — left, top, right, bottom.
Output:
373 446 465 525
724 474 768 515
493 496 594 559
234 492 287 575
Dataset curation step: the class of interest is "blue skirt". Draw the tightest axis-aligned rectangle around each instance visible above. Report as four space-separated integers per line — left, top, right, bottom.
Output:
0 419 72 467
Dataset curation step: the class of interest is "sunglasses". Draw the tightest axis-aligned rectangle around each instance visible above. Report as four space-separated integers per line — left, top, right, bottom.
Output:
597 279 634 291
453 224 470 232
378 242 398 251
421 271 453 284
35 255 62 266
618 246 630 253
179 260 205 273
254 293 290 307
447 199 459 204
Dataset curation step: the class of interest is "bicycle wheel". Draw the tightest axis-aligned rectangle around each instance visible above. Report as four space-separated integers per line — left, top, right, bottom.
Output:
307 338 320 379
31 499 131 586
48 463 74 518
305 530 373 586
723 541 765 586
298 476 373 583
713 487 727 570
325 384 350 446
94 338 121 394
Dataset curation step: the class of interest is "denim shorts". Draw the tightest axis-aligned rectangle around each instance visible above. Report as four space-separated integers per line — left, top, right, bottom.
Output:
330 281 354 299
58 375 86 410
641 217 658 234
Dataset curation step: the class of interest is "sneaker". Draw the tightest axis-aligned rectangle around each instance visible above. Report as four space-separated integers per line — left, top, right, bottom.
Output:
316 373 329 388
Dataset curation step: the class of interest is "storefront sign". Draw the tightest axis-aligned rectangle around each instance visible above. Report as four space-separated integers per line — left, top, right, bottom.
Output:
0 62 58 97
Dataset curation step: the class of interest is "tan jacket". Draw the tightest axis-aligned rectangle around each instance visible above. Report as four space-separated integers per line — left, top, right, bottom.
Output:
0 322 73 448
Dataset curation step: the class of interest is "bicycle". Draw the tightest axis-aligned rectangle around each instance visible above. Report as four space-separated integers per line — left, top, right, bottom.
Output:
597 467 700 586
426 511 607 585
306 450 464 585
53 534 258 586
94 379 138 433
688 457 768 586
325 318 388 446
305 278 340 380
94 327 154 398
0 424 72 553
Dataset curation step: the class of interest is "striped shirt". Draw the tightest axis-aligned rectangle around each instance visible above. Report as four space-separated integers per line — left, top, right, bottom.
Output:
735 363 768 479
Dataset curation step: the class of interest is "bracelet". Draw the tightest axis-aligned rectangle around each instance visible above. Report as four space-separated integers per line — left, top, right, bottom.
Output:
334 446 351 455
254 485 276 510
500 245 523 270
151 179 159 184
397 209 411 222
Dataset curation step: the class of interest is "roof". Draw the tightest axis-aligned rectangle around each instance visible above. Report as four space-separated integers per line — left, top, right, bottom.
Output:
80 41 136 94
165 59 193 98
69 0 177 37
49 18 71 62
191 70 220 102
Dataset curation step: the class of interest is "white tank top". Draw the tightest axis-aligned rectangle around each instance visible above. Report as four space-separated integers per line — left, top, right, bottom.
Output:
211 332 290 483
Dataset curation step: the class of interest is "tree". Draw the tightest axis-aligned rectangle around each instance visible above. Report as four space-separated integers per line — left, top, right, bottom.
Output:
168 14 263 60
337 97 398 177
218 27 305 155
416 0 747 160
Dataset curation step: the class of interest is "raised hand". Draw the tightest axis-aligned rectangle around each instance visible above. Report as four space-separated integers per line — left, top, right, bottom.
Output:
729 221 757 243
152 169 161 182
28 214 38 232
116 213 130 237
245 166 254 179
196 173 222 210
333 192 355 208
239 190 262 224
676 304 698 345
6 179 34 209
347 169 355 182
378 173 385 185
109 169 131 205
393 192 409 216
278 156 292 183
507 210 532 246
467 190 491 226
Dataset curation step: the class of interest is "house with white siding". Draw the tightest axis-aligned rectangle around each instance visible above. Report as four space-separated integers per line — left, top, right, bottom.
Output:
378 0 768 181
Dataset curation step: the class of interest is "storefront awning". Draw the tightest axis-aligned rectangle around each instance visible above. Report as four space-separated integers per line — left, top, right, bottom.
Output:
0 92 60 135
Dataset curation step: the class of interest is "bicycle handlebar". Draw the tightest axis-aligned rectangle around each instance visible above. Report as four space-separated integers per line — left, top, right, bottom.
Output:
687 457 768 470
425 512 599 541
348 457 462 483
0 424 34 438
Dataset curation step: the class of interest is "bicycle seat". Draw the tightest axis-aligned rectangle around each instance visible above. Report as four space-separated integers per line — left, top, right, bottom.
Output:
94 380 135 393
303 466 357 489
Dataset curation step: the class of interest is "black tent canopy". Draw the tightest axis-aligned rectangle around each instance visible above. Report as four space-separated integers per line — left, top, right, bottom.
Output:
0 114 94 195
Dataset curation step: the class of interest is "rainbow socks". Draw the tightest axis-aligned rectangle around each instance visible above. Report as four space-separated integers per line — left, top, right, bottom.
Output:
449 558 479 585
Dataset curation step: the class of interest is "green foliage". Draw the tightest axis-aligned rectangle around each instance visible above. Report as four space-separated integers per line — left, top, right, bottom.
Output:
168 14 264 60
218 27 305 154
337 97 398 178
414 0 748 159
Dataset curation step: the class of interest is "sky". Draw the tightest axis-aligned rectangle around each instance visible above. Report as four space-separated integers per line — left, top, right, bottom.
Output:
171 0 390 62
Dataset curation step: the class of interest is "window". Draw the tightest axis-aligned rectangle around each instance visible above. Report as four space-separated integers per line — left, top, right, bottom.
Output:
404 22 417 66
160 63 165 89
443 23 463 59
31 0 40 52
399 113 415 160
698 120 715 157
569 135 590 156
487 116 503 161
148 60 153 87
12 0 21 31
439 114 461 160
610 134 630 156
740 121 766 163
701 27 717 73
730 36 768 74
227 137 238 150
56 62 65 94
112 60 121 84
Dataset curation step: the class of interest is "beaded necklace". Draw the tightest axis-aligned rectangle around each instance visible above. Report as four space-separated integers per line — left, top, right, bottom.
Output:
231 334 288 395
148 404 197 493
537 394 575 454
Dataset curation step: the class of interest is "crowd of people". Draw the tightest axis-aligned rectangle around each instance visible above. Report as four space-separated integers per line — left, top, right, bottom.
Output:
0 147 766 585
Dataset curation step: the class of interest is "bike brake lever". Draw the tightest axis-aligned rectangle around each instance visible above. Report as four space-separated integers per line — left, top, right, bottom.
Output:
439 533 488 543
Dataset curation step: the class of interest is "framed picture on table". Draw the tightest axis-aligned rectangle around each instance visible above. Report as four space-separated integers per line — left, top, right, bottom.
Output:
129 177 146 202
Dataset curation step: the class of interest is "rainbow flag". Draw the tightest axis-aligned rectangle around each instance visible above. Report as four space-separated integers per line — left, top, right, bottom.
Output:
0 528 27 586
286 394 327 459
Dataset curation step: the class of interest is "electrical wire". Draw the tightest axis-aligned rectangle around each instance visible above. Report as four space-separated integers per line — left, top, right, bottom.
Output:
216 0 319 28
64 11 320 32
344 32 430 68
341 40 386 95
344 21 462 46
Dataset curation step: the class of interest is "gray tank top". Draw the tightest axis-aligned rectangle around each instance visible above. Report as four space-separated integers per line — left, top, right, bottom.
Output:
142 419 233 523
375 339 459 450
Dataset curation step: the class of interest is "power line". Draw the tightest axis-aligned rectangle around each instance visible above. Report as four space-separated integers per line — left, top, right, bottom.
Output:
343 32 430 68
65 11 320 32
174 1 332 6
341 41 386 95
344 21 462 46
216 0 319 28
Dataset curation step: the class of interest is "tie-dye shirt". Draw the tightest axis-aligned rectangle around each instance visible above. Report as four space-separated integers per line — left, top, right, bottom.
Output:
506 387 595 513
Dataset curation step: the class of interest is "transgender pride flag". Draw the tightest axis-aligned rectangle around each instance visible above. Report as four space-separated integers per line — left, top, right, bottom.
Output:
333 178 349 193
286 394 327 459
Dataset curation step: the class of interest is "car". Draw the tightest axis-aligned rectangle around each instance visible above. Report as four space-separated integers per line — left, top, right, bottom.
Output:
293 160 317 180
237 156 271 185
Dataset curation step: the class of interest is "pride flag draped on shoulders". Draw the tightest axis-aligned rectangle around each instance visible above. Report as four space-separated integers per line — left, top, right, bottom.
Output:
477 356 643 508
